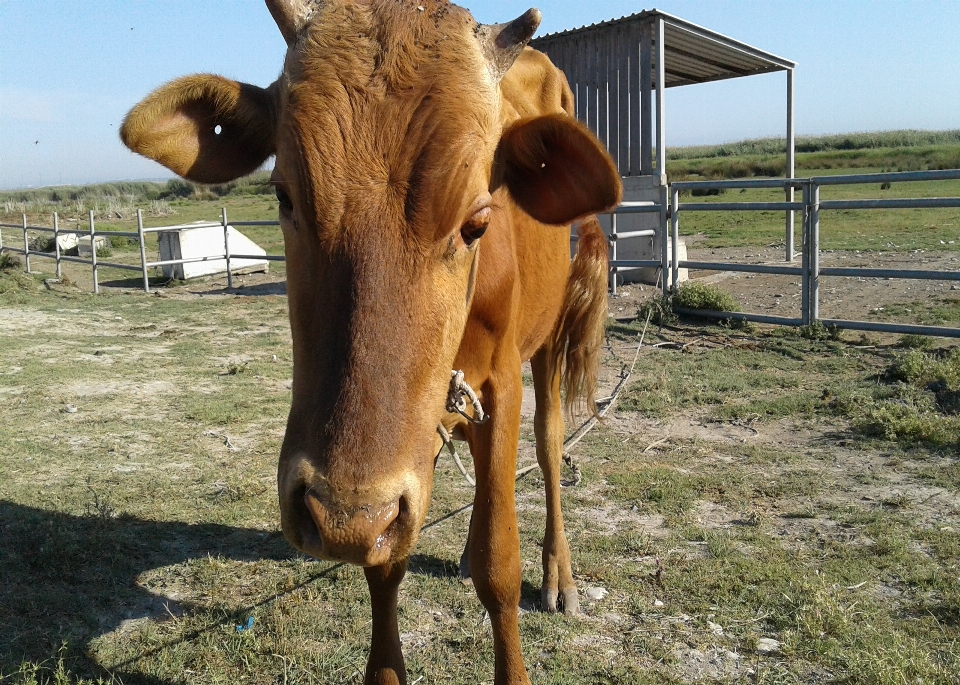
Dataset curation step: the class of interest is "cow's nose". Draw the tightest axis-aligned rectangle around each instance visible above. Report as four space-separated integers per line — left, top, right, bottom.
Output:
302 490 407 566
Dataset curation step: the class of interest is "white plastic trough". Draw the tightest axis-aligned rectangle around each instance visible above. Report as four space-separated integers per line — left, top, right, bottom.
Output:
158 222 269 280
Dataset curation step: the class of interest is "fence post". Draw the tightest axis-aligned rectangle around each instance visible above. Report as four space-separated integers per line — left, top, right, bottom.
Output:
137 209 150 294
609 212 618 295
89 210 99 294
222 207 233 290
670 186 680 293
660 183 676 297
810 182 820 323
800 182 810 325
53 212 62 279
22 213 30 273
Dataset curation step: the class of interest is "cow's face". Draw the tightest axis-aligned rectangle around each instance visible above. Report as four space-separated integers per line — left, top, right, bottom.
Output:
121 0 619 568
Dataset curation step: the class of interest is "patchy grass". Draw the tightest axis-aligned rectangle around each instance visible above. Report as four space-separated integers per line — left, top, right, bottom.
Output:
3 287 960 684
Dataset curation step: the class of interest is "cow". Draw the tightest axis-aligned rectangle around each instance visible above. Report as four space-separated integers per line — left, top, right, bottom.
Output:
120 2 622 683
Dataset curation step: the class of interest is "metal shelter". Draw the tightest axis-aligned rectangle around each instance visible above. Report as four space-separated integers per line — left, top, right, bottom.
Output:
531 10 800 274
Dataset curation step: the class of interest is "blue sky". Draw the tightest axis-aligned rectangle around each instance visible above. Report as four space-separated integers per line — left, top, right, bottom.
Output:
1 1 958 189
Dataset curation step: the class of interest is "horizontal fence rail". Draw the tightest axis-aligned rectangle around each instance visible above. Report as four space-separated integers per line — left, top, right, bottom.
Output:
666 168 960 338
3 168 959 338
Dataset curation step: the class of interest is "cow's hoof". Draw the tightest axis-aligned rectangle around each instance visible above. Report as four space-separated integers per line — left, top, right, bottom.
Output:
560 586 579 615
542 586 579 615
459 550 473 586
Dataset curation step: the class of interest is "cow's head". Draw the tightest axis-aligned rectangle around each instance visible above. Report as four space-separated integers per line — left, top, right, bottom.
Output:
121 0 619 567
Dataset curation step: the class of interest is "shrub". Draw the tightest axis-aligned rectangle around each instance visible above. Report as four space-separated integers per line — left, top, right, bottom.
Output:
637 294 677 326
28 235 56 253
163 178 195 198
799 321 843 341
897 334 933 350
0 252 22 270
673 281 740 313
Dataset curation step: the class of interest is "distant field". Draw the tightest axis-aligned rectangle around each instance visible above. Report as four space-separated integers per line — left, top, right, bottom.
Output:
667 129 960 180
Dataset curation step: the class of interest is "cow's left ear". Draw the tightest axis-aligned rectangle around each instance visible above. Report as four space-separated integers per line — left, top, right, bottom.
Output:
495 114 622 225
121 75 278 184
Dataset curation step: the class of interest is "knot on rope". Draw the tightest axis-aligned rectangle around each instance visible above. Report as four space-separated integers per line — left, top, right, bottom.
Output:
445 370 488 424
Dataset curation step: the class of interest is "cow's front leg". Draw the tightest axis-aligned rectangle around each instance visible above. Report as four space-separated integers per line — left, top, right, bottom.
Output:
467 358 531 685
363 560 408 685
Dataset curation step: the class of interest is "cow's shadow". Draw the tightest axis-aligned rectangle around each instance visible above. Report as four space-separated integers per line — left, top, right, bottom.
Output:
1 502 540 683
0 501 296 682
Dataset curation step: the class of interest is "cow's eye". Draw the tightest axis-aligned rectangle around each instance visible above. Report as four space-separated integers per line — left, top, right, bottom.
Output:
461 207 491 247
275 186 294 213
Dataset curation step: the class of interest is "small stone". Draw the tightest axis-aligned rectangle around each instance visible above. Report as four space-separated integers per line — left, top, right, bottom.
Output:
271 354 279 362
707 621 724 635
653 598 665 607
64 404 78 414
585 586 608 601
756 637 781 654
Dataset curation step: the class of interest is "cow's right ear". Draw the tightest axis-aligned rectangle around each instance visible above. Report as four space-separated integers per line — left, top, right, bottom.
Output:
121 75 278 184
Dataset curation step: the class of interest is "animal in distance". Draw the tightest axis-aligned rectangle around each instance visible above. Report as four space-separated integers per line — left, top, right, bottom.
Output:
121 1 622 683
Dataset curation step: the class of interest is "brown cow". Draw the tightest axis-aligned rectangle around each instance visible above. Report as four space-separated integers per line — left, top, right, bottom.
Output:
121 2 621 683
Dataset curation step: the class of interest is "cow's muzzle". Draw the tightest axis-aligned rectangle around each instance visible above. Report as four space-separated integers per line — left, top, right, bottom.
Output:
297 488 413 567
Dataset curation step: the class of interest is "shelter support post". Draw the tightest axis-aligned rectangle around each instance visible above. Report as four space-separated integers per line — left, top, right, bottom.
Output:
640 22 653 175
53 212 61 279
655 16 666 179
89 210 99 294
786 68 796 262
137 209 150 294
22 214 30 273
222 207 233 290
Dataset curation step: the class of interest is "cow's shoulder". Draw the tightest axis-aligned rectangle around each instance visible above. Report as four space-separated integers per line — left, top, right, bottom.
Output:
500 47 574 123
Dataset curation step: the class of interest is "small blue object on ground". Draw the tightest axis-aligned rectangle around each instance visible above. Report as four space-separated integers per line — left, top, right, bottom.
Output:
236 616 254 633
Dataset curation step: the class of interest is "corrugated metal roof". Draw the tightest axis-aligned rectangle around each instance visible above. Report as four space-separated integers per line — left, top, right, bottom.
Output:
531 9 795 88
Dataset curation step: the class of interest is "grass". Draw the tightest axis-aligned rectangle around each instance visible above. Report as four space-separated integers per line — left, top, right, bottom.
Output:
2 276 958 683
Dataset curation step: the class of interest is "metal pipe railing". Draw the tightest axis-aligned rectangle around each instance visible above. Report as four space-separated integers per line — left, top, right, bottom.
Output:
666 168 960 337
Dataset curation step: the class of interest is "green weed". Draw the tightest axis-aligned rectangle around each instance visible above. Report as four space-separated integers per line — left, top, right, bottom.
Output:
673 281 741 313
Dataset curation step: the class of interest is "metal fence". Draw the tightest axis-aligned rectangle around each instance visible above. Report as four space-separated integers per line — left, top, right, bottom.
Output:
0 209 282 294
665 169 960 338
4 168 959 337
